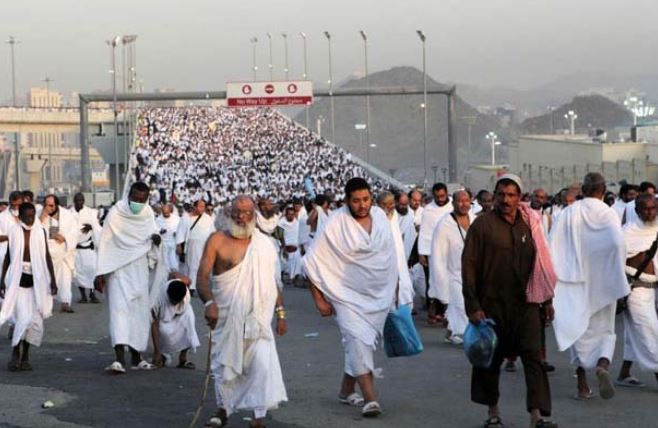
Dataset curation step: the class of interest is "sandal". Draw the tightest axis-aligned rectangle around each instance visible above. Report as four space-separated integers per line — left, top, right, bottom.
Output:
131 360 157 371
596 367 615 399
483 416 504 428
535 419 558 428
361 401 382 418
572 388 596 401
104 361 126 374
338 392 365 407
7 360 20 372
205 410 227 428
615 376 646 388
177 360 195 369
20 361 33 371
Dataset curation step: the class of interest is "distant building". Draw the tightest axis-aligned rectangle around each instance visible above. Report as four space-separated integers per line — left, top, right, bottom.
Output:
29 87 63 108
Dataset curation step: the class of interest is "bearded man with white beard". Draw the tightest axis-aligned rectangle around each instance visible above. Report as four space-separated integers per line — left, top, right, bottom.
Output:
197 195 288 428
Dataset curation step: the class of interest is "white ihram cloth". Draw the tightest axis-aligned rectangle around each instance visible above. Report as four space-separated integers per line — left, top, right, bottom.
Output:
176 213 214 290
550 198 629 368
622 218 658 371
71 206 101 290
398 210 417 261
612 199 626 222
429 212 474 336
256 211 280 236
303 206 398 376
312 206 330 241
210 230 287 417
157 214 180 271
389 211 414 306
625 200 639 225
44 209 79 305
418 201 452 256
0 209 20 272
278 217 303 278
97 200 159 352
152 284 200 354
412 206 424 228
298 211 311 247
0 221 53 347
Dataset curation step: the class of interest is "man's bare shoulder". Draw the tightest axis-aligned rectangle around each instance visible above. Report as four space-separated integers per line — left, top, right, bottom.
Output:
208 230 230 245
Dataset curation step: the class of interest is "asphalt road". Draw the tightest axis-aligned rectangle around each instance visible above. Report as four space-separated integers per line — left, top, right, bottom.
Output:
1 286 657 428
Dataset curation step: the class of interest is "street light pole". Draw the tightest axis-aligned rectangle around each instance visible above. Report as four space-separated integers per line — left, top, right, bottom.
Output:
300 32 310 129
360 30 370 156
266 32 273 80
486 131 498 166
324 31 336 143
250 37 258 81
6 36 20 107
107 36 121 199
417 30 428 187
282 32 289 80
564 110 577 135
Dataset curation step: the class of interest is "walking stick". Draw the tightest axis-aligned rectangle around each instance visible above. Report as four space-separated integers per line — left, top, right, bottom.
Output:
189 331 213 428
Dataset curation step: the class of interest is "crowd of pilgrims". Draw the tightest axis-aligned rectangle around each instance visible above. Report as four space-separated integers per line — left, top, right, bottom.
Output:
131 106 385 206
2 166 658 426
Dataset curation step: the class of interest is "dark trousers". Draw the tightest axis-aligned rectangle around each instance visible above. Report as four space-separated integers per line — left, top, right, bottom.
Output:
471 301 551 416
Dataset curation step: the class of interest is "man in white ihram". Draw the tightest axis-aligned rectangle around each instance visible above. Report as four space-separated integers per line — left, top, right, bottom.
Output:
197 195 287 428
95 182 163 373
304 178 398 418
429 189 474 345
40 194 79 314
551 172 629 400
157 203 180 271
71 193 102 304
615 193 658 387
176 199 214 294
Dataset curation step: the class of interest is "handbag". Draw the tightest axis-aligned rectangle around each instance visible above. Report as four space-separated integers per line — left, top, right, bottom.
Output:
383 304 424 358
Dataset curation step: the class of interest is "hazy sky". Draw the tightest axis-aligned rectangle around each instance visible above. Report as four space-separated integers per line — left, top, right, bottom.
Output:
1 0 657 101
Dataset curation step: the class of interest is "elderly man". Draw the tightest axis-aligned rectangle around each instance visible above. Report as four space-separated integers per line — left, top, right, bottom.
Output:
551 172 629 400
418 183 452 324
616 193 658 387
40 195 79 313
612 184 639 222
304 178 398 418
176 199 214 294
377 191 414 307
0 203 57 371
157 203 180 271
396 192 416 263
430 189 474 345
255 196 280 237
95 182 163 373
409 189 424 232
462 174 557 428
197 195 287 428
71 193 102 304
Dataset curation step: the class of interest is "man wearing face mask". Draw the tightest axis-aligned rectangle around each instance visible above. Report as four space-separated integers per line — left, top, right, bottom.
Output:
95 182 163 373
40 195 79 314
0 202 57 371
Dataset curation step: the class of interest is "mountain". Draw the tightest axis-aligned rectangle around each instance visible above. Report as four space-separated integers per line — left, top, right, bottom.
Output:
520 94 632 135
295 66 502 185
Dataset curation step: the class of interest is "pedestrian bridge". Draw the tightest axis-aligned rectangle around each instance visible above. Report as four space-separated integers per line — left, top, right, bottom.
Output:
0 107 112 132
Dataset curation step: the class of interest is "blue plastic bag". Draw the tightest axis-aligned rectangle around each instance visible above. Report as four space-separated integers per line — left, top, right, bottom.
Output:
464 319 498 368
383 304 424 358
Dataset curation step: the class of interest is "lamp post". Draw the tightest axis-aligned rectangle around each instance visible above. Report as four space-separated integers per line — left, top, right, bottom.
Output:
564 110 577 135
416 30 428 187
359 30 370 154
281 32 289 80
324 31 336 143
355 123 366 158
107 35 122 198
300 32 309 128
431 165 439 184
121 35 137 175
6 36 20 188
5 36 20 107
547 105 555 134
250 37 258 81
486 131 500 166
266 32 273 80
